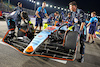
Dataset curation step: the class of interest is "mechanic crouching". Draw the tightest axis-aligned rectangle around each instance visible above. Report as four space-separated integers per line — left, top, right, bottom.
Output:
69 1 86 63
6 11 28 38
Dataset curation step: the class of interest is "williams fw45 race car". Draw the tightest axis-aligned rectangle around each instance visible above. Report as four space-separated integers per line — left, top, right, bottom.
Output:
2 23 79 62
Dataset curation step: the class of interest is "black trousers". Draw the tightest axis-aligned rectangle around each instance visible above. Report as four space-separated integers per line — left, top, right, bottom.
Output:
80 34 85 54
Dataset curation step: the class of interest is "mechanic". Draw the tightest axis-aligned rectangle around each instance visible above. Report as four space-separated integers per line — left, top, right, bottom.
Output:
47 11 59 25
6 2 26 33
66 13 72 22
6 11 28 37
14 2 32 25
86 11 98 43
69 1 86 63
65 12 74 29
35 1 49 32
14 2 23 11
59 11 66 23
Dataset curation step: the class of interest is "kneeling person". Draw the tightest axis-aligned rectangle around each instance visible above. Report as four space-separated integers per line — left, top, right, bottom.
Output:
48 11 59 25
6 11 29 38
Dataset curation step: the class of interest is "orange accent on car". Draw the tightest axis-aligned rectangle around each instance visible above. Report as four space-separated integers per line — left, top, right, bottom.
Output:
63 30 70 46
38 35 43 37
46 26 56 31
2 28 15 42
26 46 34 52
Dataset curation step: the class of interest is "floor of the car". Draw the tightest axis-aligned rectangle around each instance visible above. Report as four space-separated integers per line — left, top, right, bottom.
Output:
4 38 29 52
34 40 75 59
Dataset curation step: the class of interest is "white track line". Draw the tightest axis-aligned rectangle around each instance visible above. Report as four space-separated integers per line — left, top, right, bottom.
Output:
96 35 100 40
50 59 67 64
0 39 20 51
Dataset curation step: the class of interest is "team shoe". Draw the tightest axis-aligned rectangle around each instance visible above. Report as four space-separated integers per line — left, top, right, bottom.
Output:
77 55 84 63
81 56 84 63
91 41 94 44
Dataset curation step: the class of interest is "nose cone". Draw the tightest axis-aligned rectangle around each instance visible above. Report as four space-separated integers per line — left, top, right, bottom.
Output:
25 46 34 54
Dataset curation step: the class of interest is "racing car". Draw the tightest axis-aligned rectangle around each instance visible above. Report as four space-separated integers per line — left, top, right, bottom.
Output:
2 22 79 61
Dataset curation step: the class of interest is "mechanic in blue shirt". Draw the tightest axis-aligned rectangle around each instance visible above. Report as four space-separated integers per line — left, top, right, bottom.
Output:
69 1 86 63
35 1 49 32
48 11 59 23
87 11 98 43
